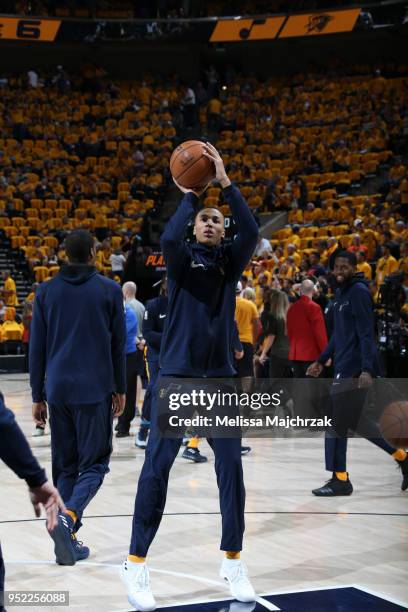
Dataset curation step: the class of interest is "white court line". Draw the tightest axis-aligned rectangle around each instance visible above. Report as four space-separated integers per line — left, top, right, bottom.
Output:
255 597 280 610
259 584 408 609
7 560 222 586
9 563 406 610
110 598 279 612
8 560 280 610
258 583 407 601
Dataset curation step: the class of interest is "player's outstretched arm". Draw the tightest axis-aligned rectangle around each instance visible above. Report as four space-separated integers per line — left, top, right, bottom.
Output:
161 188 198 276
203 142 259 276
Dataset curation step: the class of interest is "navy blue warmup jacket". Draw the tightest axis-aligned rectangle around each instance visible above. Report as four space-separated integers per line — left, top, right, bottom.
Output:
318 273 381 377
29 264 126 404
0 392 47 488
142 295 168 363
159 185 259 377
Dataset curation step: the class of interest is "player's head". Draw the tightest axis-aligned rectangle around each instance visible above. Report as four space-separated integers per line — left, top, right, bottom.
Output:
65 230 95 264
334 251 356 285
193 207 225 246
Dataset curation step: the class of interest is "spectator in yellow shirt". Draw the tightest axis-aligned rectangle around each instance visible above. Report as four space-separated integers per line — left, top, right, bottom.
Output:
304 202 320 224
290 226 301 249
332 202 349 223
0 307 23 341
286 244 301 267
316 240 329 266
326 237 339 262
207 97 222 131
279 259 298 280
288 203 303 225
2 271 18 307
235 282 260 382
398 242 408 286
356 251 372 280
376 243 399 285
26 283 39 303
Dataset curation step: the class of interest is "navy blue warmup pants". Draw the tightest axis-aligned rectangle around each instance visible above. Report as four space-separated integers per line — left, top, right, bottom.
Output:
49 395 113 531
140 360 159 429
0 542 4 612
325 379 395 472
130 377 245 556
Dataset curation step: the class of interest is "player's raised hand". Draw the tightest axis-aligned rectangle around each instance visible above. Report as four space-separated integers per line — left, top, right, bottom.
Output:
202 142 231 189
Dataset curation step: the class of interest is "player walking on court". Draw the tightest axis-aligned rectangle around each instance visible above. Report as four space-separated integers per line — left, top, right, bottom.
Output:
307 252 408 495
121 142 259 611
30 230 126 565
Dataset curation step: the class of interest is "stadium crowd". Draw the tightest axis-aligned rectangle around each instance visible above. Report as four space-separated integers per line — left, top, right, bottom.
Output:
0 65 407 371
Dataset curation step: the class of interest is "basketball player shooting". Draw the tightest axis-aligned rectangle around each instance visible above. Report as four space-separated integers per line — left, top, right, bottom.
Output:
120 142 259 611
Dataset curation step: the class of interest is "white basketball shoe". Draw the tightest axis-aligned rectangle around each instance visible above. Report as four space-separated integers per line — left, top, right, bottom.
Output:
120 559 156 611
220 558 256 603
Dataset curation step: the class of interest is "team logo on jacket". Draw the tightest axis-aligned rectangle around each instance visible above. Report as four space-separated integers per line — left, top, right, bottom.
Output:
191 261 205 269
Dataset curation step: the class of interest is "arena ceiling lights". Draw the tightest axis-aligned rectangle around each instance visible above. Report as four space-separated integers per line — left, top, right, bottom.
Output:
209 9 361 42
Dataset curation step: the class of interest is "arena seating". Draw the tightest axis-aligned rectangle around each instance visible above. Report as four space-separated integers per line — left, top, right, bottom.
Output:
0 67 407 355
0 73 176 294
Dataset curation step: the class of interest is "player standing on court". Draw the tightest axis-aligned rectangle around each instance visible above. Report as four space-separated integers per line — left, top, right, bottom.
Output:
307 252 408 495
121 142 259 611
29 229 126 565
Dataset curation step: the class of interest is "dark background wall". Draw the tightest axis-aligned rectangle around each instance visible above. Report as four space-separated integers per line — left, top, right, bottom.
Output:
0 25 406 78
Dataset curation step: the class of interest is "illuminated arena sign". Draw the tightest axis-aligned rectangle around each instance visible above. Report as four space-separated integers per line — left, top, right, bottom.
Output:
0 17 61 42
210 8 361 42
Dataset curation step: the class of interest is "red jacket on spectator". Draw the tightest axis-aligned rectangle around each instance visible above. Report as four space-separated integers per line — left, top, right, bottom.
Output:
287 296 328 361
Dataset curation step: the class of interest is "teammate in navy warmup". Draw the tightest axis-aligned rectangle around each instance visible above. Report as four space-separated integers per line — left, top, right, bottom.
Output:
29 229 126 565
307 252 408 496
121 142 259 611
0 392 65 611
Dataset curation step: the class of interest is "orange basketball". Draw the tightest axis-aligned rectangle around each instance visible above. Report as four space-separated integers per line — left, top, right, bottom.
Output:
170 140 215 191
379 401 408 449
